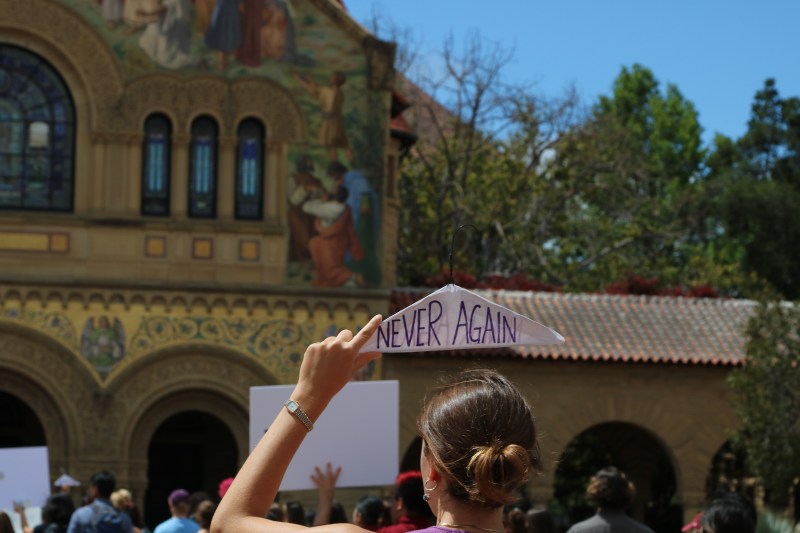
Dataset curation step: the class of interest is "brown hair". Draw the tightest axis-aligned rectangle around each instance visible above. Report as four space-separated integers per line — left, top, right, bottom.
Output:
0 512 13 533
195 500 216 529
417 369 542 508
586 467 635 510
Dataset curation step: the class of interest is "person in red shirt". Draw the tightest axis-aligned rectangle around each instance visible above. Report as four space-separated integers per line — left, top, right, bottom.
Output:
377 471 434 533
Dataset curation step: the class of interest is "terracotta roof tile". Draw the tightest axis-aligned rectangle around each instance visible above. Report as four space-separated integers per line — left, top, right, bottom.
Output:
390 287 755 366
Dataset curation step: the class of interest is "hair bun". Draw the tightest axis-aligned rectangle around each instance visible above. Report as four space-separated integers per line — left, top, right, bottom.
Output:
467 442 531 506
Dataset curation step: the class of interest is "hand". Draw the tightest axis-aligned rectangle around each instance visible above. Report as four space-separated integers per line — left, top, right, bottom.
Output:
294 315 382 408
13 503 24 514
311 463 341 501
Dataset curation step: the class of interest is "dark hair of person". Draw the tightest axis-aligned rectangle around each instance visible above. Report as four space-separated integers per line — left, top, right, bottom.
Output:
334 185 349 203
503 507 526 533
701 493 756 533
526 507 556 533
586 467 635 510
0 512 14 533
91 471 116 499
266 502 284 522
195 500 216 530
327 161 348 176
417 369 542 508
355 496 385 528
394 471 430 518
189 492 212 521
329 502 348 524
42 493 76 527
285 501 305 525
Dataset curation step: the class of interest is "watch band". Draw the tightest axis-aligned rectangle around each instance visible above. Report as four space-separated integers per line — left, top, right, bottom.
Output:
284 399 314 431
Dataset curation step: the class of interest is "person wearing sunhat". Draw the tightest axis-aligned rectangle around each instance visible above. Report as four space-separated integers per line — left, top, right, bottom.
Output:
153 490 200 533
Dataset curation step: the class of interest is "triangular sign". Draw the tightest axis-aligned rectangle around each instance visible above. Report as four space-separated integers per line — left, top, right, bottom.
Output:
360 284 565 353
55 473 80 487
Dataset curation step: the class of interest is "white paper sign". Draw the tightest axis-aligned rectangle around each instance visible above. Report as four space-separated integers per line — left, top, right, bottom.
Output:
250 381 399 491
3 508 42 533
0 446 50 531
360 284 565 353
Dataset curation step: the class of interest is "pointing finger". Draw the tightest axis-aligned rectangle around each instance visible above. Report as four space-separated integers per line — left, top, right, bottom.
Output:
348 314 382 351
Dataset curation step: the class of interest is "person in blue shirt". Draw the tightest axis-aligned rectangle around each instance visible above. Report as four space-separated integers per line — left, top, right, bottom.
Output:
153 490 200 533
67 472 133 533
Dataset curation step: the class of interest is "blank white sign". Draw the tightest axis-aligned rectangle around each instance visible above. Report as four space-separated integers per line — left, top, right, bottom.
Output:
250 381 399 491
0 446 50 533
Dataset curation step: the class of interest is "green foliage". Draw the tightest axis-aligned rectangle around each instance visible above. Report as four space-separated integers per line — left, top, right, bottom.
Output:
728 300 800 508
543 64 715 291
756 512 795 533
397 53 797 297
712 79 800 299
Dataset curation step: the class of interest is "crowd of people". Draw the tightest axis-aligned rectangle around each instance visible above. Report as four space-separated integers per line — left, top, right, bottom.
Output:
0 316 764 533
0 441 763 533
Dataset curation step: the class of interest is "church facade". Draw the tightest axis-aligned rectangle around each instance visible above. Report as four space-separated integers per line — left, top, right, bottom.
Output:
1 1 747 529
0 0 400 523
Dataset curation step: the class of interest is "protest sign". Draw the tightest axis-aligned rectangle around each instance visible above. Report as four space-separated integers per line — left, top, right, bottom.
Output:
250 380 399 491
360 284 565 353
0 446 49 533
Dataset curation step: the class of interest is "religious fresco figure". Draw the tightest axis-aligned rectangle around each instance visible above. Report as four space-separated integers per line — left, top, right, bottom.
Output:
327 161 381 284
235 0 263 67
194 0 217 36
100 0 124 29
138 0 195 69
293 71 353 162
123 0 159 33
204 0 242 71
304 184 365 288
287 155 324 263
81 316 126 370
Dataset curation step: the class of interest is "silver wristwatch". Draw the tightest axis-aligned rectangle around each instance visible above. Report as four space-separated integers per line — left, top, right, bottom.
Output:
284 399 314 431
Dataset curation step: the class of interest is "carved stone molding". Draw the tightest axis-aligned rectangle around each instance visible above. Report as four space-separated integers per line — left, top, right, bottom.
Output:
230 79 305 142
0 282 387 318
0 0 125 130
123 75 229 133
113 348 267 460
0 323 98 456
118 75 304 141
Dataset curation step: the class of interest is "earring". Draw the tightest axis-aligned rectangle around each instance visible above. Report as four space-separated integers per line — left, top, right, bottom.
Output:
422 478 437 502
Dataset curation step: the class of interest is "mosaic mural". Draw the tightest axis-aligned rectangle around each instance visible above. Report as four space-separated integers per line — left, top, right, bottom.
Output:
54 0 387 288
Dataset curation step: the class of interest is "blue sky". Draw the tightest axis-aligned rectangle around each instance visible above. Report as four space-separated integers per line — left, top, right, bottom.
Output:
345 0 800 146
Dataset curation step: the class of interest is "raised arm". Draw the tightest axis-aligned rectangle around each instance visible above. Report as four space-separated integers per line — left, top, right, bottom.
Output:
13 503 34 533
311 464 341 527
211 315 383 533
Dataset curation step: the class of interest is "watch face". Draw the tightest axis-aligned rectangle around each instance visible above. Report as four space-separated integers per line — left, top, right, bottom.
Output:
286 400 298 413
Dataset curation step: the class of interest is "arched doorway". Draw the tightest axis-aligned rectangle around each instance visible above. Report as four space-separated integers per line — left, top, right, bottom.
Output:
0 390 46 447
706 440 753 501
552 422 681 533
144 411 238 528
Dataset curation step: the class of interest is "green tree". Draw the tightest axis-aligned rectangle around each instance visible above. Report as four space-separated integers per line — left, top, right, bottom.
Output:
395 32 581 284
542 64 713 291
713 79 800 299
728 299 800 509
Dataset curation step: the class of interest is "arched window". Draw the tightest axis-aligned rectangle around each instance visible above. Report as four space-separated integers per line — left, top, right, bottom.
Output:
189 116 218 218
0 44 75 211
141 114 171 216
235 118 265 220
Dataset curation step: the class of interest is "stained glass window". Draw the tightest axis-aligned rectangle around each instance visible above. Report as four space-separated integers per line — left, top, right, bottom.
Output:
188 116 217 218
141 114 171 216
235 118 265 220
0 44 75 211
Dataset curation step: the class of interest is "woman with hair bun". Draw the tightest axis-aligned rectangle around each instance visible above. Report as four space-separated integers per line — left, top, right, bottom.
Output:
212 315 542 533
